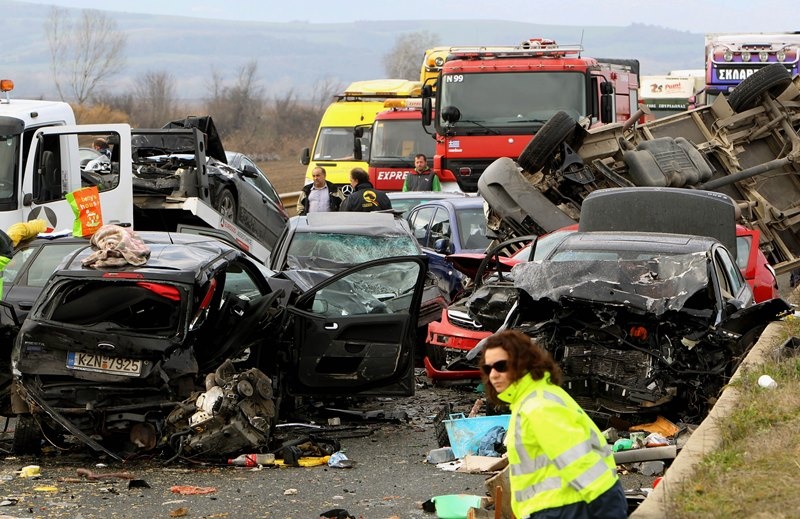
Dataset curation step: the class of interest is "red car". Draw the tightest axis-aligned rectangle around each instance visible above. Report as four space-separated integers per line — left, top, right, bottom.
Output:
424 225 779 380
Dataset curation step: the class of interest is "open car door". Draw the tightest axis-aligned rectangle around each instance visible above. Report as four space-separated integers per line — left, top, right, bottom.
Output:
284 255 428 397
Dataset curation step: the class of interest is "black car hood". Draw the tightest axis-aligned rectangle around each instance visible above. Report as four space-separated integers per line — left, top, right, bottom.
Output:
163 115 227 164
513 252 709 315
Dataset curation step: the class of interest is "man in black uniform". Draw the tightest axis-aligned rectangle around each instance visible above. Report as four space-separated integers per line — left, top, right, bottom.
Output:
339 168 392 212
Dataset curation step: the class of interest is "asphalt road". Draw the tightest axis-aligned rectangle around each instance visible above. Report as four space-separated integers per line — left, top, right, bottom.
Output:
0 379 493 519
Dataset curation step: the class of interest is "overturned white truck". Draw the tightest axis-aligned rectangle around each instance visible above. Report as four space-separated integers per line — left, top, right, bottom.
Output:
479 63 800 277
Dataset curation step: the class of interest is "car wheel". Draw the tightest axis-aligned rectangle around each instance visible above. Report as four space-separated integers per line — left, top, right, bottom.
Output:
517 111 577 174
12 414 42 454
728 63 793 113
215 188 237 221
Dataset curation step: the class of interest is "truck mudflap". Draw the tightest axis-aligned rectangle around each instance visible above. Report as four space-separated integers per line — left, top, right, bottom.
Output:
483 64 800 275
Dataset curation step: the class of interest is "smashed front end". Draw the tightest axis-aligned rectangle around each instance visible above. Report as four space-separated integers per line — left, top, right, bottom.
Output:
510 253 784 423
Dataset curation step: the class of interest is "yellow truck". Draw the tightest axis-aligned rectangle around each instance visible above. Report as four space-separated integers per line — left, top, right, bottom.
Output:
300 79 421 191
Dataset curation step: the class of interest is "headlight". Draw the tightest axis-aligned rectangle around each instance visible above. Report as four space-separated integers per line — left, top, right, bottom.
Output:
777 50 786 62
759 51 769 62
723 50 733 62
741 52 751 62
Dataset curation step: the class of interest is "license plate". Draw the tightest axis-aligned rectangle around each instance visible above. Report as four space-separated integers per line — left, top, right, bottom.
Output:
67 352 142 377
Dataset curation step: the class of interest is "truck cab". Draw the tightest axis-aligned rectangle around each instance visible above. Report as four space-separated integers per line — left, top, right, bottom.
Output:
300 79 421 193
420 39 639 192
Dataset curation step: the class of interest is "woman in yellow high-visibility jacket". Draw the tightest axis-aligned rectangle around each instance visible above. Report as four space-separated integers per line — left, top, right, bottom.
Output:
480 330 627 519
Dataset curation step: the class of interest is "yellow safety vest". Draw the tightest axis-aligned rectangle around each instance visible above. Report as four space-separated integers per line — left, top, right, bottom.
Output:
498 372 619 518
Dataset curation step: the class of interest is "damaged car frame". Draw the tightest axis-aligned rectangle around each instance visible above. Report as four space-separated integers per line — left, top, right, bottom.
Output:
9 232 428 459
499 188 790 425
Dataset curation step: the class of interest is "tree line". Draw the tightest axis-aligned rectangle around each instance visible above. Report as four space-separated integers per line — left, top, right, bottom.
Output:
47 8 438 162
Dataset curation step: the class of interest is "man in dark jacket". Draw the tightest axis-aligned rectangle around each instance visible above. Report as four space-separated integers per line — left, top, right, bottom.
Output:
296 166 345 215
339 168 392 212
402 154 441 192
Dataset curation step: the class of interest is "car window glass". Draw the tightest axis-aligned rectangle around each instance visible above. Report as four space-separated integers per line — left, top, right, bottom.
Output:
408 207 436 247
3 248 36 285
24 243 86 287
717 249 744 296
44 280 183 337
429 209 451 245
241 158 281 206
310 261 421 318
735 235 750 270
223 261 265 297
455 206 490 250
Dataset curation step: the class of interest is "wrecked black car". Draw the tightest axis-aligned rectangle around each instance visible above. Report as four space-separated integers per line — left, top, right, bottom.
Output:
506 229 789 424
9 229 428 459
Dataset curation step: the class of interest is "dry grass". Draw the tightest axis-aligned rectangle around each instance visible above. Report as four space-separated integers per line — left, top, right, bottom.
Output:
667 317 800 518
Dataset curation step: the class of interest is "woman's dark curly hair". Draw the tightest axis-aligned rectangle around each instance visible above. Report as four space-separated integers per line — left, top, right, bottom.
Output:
480 329 562 405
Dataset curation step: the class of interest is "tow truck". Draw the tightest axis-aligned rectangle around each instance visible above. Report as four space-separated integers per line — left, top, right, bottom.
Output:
0 80 271 262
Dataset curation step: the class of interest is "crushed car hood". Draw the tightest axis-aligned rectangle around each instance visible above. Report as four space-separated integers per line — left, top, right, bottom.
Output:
512 252 710 315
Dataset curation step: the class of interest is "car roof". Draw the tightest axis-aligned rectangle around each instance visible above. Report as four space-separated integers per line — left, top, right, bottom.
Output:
291 211 411 235
386 191 470 200
412 196 486 210
551 231 720 256
48 231 240 280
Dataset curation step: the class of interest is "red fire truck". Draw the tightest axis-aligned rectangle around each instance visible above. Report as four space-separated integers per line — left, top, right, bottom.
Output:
420 38 640 192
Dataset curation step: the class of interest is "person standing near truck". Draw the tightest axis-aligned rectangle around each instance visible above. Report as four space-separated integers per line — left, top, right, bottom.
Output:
402 154 441 192
340 168 392 212
480 330 626 519
296 167 344 215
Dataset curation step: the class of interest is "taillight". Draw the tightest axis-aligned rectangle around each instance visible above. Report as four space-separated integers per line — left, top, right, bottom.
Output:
136 282 181 301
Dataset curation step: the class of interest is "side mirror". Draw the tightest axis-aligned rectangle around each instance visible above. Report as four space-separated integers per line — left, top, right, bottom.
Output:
421 84 433 98
354 127 364 138
441 106 461 124
433 238 452 254
300 147 310 166
241 164 259 178
422 98 432 126
600 81 614 124
353 138 363 161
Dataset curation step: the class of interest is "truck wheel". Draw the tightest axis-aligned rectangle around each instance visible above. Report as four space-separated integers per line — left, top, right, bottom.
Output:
215 188 237 221
517 111 577 173
12 414 42 454
728 63 793 112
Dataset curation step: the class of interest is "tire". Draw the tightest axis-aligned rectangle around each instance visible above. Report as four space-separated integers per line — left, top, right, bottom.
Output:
215 188 237 221
728 63 793 112
517 111 577 173
12 414 42 454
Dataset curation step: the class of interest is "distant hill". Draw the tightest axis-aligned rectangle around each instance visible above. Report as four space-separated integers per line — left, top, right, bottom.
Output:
2 0 704 101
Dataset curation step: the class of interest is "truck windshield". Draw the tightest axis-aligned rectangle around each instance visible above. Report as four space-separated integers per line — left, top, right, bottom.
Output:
371 119 435 161
314 127 371 162
438 71 586 127
0 134 19 203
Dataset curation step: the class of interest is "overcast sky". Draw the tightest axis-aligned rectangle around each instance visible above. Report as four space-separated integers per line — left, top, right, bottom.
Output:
18 0 799 34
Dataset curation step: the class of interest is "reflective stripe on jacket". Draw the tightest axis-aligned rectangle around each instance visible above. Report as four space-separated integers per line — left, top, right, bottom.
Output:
498 372 618 518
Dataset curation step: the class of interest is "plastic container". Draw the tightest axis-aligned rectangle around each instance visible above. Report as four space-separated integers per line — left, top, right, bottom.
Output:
432 494 484 519
443 413 511 459
758 374 778 389
427 446 455 464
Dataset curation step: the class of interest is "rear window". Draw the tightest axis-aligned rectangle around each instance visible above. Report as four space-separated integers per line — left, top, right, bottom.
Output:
39 280 185 336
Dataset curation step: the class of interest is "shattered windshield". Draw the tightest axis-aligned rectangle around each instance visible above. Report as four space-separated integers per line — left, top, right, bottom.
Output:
311 261 422 318
438 71 586 127
286 232 419 270
513 252 710 314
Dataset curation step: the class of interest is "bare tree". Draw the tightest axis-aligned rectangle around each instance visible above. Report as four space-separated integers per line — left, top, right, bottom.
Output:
383 31 441 80
45 7 127 104
133 71 177 127
207 60 266 150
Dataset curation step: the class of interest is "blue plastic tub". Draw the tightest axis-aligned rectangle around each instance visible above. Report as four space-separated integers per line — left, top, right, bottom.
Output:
443 413 511 459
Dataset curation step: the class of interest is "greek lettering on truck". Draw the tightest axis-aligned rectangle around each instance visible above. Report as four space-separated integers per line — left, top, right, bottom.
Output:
420 38 639 192
300 79 420 193
639 71 705 120
705 32 800 103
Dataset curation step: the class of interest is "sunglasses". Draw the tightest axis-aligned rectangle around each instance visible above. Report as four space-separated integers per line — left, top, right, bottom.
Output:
481 360 509 376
